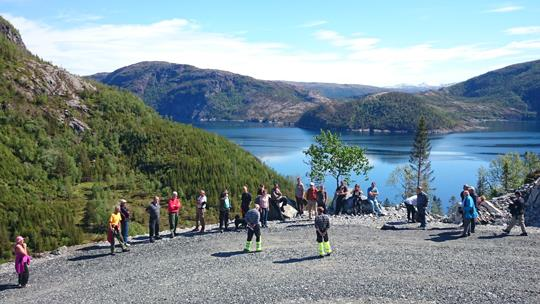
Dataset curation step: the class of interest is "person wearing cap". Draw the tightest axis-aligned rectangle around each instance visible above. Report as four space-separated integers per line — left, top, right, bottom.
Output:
193 190 207 233
315 207 332 257
146 196 162 242
461 190 478 237
119 199 130 246
503 191 528 236
219 189 231 232
306 182 318 220
109 206 129 254
168 191 182 238
416 186 429 230
14 236 31 288
244 204 263 252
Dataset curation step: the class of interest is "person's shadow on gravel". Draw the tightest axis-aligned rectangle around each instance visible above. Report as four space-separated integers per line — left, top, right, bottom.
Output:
0 284 19 292
427 230 463 242
273 256 322 264
211 250 248 258
68 253 111 261
478 234 512 240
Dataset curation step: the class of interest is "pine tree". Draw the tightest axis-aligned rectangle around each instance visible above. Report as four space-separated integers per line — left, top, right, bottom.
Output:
431 195 443 215
409 117 434 191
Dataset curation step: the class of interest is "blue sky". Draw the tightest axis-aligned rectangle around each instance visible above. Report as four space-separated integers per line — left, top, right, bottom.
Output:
2 0 540 85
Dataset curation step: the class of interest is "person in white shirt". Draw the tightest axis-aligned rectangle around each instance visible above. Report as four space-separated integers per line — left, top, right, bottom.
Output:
193 190 207 233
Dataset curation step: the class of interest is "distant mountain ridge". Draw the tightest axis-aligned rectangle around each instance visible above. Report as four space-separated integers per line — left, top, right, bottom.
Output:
90 59 540 132
91 61 330 123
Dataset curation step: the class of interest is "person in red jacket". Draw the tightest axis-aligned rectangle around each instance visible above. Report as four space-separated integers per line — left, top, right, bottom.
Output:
306 182 318 220
168 191 182 238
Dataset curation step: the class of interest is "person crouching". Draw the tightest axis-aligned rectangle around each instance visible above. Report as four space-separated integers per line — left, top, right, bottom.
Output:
315 207 332 257
244 204 262 253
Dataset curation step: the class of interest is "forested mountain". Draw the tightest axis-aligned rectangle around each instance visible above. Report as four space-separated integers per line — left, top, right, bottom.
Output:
297 92 458 132
0 17 292 261
446 59 540 117
298 61 540 132
90 62 329 123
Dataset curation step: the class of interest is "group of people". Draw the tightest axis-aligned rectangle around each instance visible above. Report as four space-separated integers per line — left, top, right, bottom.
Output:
13 177 531 287
458 184 528 237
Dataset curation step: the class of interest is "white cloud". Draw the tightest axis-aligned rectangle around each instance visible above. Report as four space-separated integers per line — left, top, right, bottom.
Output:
299 20 328 28
485 5 524 13
3 14 540 86
505 26 540 35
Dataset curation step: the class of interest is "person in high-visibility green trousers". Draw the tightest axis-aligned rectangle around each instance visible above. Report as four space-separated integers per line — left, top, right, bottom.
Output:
314 207 332 257
244 204 262 252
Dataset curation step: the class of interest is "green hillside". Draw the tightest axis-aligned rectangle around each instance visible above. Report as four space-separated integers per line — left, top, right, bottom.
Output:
0 17 292 261
446 59 540 117
297 92 458 132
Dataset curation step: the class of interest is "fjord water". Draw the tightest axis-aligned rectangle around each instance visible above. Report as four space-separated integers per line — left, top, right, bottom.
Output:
198 121 540 212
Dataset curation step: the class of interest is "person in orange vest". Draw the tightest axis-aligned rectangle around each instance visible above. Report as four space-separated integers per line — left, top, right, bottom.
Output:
168 191 182 238
306 182 318 220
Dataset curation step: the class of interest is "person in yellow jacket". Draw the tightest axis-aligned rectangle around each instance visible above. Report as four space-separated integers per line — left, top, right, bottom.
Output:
108 206 129 255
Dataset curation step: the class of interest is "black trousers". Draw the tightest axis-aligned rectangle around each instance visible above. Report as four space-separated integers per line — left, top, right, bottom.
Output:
219 210 229 229
406 204 417 222
149 217 160 238
18 264 29 287
471 218 476 233
247 224 261 242
316 230 329 243
335 196 345 215
417 208 427 227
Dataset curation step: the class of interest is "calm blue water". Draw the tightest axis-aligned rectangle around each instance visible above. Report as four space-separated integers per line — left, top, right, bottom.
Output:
197 121 540 212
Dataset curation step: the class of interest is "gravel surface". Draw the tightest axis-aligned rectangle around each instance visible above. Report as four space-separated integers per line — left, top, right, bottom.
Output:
1 215 539 304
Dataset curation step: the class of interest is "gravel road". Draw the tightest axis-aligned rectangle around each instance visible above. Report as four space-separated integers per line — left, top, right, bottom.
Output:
1 215 539 304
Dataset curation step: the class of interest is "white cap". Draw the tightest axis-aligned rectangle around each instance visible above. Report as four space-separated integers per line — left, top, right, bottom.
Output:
119 199 127 204
310 182 315 186
173 191 178 196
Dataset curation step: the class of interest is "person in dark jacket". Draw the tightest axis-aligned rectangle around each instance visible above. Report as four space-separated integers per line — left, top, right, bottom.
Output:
219 189 231 233
146 196 161 242
119 199 130 246
241 185 252 218
416 187 429 230
317 185 328 214
503 191 528 236
351 184 363 216
334 181 348 215
244 205 262 252
314 207 332 257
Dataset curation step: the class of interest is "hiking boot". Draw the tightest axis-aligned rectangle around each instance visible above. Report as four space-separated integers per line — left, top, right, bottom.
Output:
149 238 155 243
122 247 130 252
502 229 510 234
155 236 162 240
520 232 528 236
192 227 199 232
256 241 262 252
